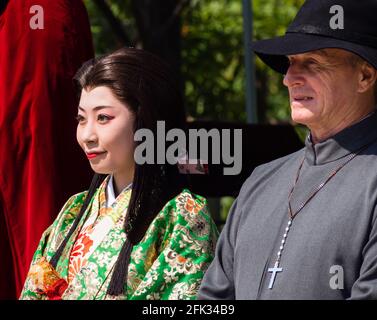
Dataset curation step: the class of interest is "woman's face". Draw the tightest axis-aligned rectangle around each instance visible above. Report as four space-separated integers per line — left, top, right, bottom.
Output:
76 86 135 180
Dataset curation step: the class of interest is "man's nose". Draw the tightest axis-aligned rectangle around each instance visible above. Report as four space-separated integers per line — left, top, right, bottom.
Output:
283 63 305 88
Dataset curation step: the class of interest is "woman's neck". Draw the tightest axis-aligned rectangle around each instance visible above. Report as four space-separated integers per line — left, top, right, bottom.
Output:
112 171 134 197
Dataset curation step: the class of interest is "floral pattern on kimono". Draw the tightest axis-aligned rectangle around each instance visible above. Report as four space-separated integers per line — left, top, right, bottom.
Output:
20 175 218 300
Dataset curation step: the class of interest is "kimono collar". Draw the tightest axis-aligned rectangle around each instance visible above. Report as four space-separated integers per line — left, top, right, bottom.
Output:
106 175 132 208
305 109 377 166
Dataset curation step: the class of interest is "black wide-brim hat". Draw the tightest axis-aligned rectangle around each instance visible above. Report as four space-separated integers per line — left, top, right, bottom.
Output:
251 0 377 74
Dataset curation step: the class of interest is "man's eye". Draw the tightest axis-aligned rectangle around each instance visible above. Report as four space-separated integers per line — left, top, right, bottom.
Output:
306 59 318 65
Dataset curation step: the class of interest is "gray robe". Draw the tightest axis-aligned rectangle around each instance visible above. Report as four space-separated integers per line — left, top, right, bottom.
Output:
199 111 377 300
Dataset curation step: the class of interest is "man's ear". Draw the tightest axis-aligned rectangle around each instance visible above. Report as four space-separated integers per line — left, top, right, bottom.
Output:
358 63 377 93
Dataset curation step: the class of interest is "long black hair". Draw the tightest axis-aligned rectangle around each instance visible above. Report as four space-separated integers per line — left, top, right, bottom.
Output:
50 47 188 296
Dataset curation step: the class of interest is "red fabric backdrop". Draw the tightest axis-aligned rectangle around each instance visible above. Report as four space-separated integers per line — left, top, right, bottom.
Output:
0 0 93 299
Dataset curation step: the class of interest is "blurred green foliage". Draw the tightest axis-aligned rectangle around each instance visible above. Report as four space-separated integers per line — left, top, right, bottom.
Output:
84 0 305 123
181 0 246 121
84 0 136 54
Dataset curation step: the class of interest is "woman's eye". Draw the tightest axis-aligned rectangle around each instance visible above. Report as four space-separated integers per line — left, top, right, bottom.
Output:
76 115 85 123
97 114 113 123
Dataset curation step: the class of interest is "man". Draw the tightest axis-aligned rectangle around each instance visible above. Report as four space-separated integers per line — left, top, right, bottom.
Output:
198 0 377 299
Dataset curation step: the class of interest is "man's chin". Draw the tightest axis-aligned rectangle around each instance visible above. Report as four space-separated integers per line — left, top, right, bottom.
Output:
291 112 316 126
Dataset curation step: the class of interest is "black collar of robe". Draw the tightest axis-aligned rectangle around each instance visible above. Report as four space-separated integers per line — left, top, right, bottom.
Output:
305 110 377 166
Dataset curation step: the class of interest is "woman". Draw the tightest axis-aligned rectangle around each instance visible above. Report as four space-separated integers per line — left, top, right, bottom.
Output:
20 48 218 300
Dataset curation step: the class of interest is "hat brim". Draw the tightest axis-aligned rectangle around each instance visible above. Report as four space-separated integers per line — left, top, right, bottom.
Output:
251 33 377 74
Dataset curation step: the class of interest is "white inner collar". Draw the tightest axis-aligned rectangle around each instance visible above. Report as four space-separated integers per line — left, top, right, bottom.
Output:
106 175 117 207
106 175 132 207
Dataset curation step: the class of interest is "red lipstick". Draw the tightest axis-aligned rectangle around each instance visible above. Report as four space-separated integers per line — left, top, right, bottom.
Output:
86 152 106 159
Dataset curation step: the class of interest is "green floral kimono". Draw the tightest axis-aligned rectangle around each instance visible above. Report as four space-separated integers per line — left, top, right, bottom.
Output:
20 175 218 300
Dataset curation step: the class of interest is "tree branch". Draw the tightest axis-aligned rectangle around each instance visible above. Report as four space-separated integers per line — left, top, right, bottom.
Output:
92 0 133 46
153 0 191 38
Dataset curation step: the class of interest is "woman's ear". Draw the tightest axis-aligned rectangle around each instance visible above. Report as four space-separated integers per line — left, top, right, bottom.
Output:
358 62 377 93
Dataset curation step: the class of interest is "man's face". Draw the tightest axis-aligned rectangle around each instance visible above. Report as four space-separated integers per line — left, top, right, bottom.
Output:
76 86 135 178
283 48 361 129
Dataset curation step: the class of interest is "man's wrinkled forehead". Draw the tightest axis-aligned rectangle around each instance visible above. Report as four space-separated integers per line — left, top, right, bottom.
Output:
286 48 351 61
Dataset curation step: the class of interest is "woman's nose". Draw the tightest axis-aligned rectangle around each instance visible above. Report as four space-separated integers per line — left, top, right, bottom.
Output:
81 122 98 144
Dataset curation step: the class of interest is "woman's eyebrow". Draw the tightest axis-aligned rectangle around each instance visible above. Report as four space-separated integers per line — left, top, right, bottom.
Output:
78 106 115 112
